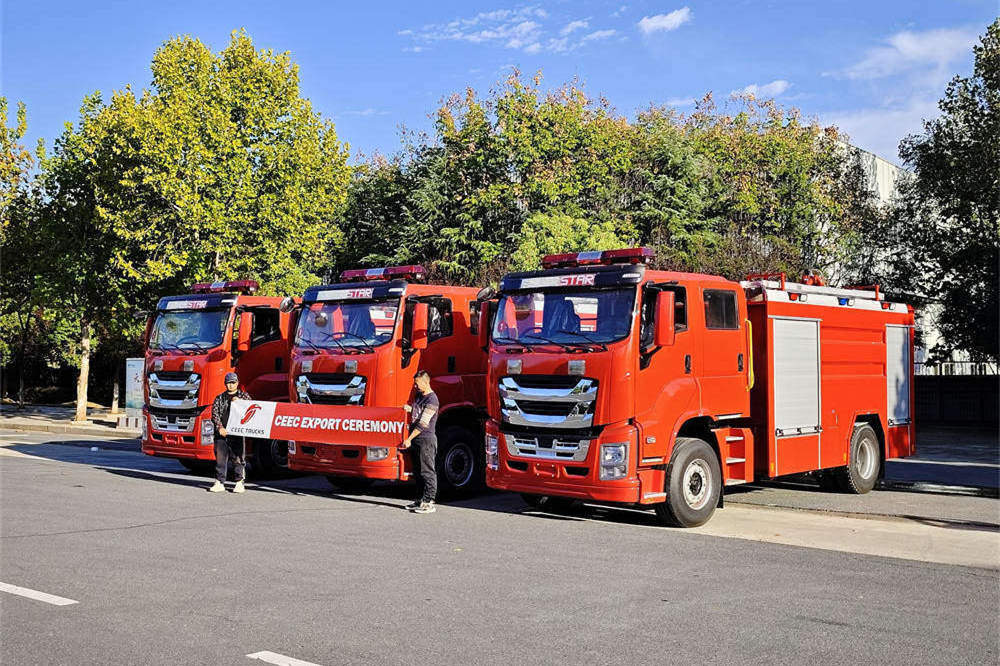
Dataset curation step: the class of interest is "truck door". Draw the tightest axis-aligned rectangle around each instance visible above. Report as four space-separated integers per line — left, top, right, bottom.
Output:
699 287 750 418
235 307 287 400
635 285 699 462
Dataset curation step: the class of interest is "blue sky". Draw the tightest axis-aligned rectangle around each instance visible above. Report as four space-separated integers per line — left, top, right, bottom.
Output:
3 1 995 165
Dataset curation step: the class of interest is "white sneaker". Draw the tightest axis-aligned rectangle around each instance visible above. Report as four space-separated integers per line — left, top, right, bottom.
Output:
232 480 246 494
413 501 436 514
208 480 225 493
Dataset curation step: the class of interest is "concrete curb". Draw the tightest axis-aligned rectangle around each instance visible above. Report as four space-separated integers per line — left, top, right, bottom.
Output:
877 479 999 499
1 421 141 438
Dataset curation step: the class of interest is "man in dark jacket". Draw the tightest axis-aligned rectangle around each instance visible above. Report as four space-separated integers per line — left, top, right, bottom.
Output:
400 370 439 514
209 372 251 493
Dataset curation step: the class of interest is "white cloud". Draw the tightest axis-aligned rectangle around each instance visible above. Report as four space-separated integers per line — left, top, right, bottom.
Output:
637 7 692 35
823 98 939 163
731 79 791 98
665 97 697 107
403 46 425 53
612 5 628 17
561 19 589 36
582 29 617 43
842 27 978 80
401 8 617 54
343 108 391 117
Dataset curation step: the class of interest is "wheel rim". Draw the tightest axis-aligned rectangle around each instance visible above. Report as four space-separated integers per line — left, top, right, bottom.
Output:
682 459 712 510
855 435 877 480
443 442 474 488
270 440 288 468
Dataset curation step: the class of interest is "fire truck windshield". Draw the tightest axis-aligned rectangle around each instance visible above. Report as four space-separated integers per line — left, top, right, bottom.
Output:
296 299 399 349
149 309 230 351
492 288 635 346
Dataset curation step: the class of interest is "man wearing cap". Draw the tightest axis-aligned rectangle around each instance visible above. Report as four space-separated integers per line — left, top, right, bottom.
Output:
209 372 252 493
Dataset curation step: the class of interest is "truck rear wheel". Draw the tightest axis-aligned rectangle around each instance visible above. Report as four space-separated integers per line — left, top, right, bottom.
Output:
252 439 288 477
836 424 880 494
326 475 375 492
655 437 721 528
437 425 484 497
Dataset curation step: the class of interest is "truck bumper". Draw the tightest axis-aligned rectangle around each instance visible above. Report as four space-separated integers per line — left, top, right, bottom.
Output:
287 442 405 480
141 413 215 461
485 420 641 504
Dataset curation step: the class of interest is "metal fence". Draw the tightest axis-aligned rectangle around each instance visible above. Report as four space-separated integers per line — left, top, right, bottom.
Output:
915 361 998 376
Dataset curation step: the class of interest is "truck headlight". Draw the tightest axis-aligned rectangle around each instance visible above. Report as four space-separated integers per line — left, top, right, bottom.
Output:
486 435 499 470
599 443 628 480
200 420 214 445
367 447 389 461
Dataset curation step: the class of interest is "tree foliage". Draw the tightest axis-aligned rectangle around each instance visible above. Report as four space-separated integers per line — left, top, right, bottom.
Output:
868 20 999 361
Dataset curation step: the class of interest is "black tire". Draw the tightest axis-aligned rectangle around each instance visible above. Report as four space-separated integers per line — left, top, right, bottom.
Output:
436 425 485 497
835 424 880 494
326 475 376 492
251 438 288 477
655 437 722 527
178 459 214 475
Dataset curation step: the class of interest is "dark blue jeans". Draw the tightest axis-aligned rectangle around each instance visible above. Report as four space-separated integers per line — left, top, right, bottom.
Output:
214 436 246 482
413 435 438 502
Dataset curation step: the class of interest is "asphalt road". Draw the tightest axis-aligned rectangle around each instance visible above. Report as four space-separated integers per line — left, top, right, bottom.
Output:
1 432 998 665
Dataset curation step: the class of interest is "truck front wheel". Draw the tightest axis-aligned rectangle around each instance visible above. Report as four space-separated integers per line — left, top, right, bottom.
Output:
437 425 484 496
655 437 722 528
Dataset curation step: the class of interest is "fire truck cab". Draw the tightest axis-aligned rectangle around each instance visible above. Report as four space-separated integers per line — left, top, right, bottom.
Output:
141 280 297 474
286 265 489 495
482 249 915 526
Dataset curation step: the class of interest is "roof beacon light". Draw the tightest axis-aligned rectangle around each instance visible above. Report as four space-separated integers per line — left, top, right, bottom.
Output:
191 280 259 295
541 247 655 269
339 265 427 283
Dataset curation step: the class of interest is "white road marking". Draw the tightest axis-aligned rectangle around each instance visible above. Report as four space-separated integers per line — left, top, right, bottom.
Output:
0 582 78 606
247 651 322 666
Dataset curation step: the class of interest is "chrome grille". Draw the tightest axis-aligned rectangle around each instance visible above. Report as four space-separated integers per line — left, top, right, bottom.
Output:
504 433 591 461
148 372 200 410
296 373 366 406
150 410 196 433
498 375 598 429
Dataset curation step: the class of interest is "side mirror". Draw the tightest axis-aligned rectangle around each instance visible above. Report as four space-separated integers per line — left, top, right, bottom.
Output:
654 291 676 347
237 312 253 353
279 297 296 313
412 303 429 350
477 305 491 349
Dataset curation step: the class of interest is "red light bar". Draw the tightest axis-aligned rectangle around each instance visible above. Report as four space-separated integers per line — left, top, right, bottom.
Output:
340 265 427 282
541 248 655 269
191 280 259 295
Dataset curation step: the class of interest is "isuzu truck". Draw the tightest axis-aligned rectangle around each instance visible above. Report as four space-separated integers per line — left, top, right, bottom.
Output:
481 248 915 526
141 280 296 474
286 265 489 495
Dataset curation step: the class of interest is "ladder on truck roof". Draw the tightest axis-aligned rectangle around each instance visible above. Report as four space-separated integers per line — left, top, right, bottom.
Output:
740 273 883 301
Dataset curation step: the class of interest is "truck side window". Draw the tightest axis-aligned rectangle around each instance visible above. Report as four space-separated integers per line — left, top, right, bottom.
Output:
640 286 687 347
251 308 281 346
428 298 453 342
704 290 739 329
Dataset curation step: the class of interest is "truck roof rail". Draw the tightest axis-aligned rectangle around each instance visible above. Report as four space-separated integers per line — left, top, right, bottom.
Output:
741 277 883 301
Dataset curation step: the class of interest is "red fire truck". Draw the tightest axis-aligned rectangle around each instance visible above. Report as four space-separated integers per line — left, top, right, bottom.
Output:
286 265 489 495
141 280 297 474
481 248 915 526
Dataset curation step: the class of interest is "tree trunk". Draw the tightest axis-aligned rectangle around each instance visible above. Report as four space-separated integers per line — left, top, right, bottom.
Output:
74 319 91 423
111 376 120 415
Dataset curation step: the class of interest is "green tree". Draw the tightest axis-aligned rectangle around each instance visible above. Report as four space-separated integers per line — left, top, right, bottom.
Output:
878 20 999 361
39 30 351 420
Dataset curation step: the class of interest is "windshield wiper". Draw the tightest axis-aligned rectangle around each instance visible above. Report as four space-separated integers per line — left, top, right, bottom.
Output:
492 336 534 352
554 329 609 351
329 331 375 354
518 332 575 352
179 342 213 355
312 331 353 354
296 337 326 354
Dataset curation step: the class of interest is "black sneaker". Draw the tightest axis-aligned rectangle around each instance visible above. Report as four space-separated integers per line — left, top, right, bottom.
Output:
413 501 436 514
405 500 421 510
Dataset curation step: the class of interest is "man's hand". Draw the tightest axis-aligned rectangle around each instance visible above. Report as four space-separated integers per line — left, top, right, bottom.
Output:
402 404 412 413
399 438 411 450
219 427 227 437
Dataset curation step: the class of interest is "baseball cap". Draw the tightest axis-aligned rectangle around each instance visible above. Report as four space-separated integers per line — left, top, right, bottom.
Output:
224 372 239 383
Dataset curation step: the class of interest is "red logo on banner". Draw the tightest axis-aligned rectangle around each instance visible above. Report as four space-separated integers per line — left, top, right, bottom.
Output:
240 403 262 425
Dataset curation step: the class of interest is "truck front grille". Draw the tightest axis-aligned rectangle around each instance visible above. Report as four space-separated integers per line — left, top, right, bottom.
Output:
503 432 592 461
296 373 366 406
498 375 598 429
148 372 200 410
